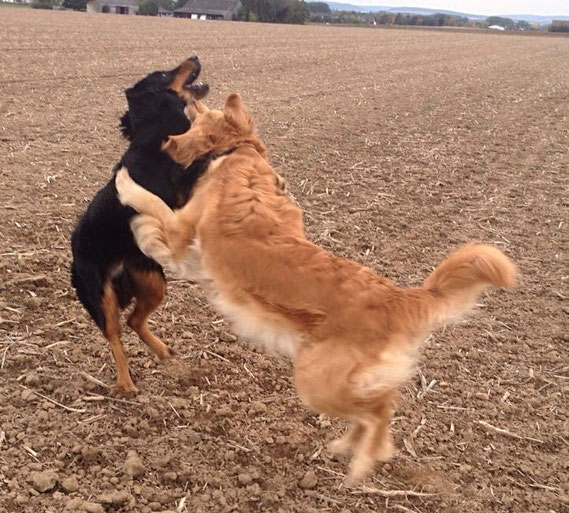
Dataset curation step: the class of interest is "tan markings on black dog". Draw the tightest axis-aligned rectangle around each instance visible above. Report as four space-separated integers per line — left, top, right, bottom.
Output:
125 264 171 360
115 93 517 482
101 280 138 394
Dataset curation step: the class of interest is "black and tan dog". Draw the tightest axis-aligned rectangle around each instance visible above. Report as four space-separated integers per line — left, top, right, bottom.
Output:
71 57 209 394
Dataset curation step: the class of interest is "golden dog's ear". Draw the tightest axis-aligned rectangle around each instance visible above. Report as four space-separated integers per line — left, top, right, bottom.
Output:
224 93 254 134
162 133 213 168
162 136 179 156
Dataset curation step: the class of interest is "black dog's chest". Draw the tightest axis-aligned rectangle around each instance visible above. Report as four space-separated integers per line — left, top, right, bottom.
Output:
119 152 181 209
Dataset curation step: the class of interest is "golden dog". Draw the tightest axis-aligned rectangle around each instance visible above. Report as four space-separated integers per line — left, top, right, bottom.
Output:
115 93 516 484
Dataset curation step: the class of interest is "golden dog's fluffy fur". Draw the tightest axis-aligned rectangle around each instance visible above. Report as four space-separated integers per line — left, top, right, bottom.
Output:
115 93 517 484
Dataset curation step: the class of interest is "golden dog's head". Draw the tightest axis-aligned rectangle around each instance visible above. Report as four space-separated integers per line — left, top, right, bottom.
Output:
162 93 267 167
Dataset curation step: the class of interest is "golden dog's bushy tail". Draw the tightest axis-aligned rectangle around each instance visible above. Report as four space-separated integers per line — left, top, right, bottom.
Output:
424 243 516 327
354 244 516 400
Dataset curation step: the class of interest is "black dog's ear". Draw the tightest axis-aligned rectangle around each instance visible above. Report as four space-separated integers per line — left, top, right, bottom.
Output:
124 87 162 133
119 111 133 141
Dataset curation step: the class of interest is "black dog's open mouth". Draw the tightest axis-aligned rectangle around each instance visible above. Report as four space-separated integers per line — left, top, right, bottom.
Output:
184 81 209 100
169 56 208 100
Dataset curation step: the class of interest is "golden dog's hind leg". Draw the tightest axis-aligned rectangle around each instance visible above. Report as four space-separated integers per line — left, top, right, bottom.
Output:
329 422 365 456
345 394 396 486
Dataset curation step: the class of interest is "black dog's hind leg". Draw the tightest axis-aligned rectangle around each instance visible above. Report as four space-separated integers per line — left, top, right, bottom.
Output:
125 260 172 361
101 279 139 395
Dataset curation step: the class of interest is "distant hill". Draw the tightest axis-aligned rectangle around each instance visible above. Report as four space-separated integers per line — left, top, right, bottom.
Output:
325 2 569 24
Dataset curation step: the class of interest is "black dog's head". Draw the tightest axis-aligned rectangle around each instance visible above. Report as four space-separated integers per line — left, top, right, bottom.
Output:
120 56 209 144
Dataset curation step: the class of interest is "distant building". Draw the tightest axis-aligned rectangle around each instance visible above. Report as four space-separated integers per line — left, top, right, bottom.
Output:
550 20 569 32
174 0 241 20
87 0 139 14
488 25 505 31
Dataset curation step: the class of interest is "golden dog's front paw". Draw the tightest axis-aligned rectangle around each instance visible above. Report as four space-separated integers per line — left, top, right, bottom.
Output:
130 214 172 267
115 167 136 207
344 454 374 487
328 437 353 456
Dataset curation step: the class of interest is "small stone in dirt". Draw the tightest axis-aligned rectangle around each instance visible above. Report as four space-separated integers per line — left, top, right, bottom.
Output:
25 297 42 310
162 472 177 482
212 489 228 506
21 389 36 401
15 494 28 505
83 501 105 513
299 470 318 489
65 497 83 510
187 430 201 444
12 274 54 288
24 373 40 386
181 331 194 340
99 490 132 505
215 405 233 417
30 470 58 493
238 473 253 486
124 451 146 477
81 446 99 463
61 476 79 493
249 401 267 414
219 331 237 342
247 483 262 495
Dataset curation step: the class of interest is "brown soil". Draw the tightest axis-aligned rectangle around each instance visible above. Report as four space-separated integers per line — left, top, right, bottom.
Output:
1 10 568 513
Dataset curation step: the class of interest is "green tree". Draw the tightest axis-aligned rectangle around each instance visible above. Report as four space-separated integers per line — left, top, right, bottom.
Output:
239 0 308 24
138 0 159 14
62 0 87 10
486 16 514 28
31 0 58 9
307 1 330 14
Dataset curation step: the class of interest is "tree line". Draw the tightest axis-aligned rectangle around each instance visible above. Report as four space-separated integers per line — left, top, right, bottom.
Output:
307 4 547 31
236 0 309 23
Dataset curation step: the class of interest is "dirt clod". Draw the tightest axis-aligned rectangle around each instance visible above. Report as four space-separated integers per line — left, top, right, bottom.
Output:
299 470 318 489
99 490 132 505
249 401 268 414
220 331 237 342
237 473 253 486
82 501 105 513
124 451 146 477
30 470 58 493
61 476 79 493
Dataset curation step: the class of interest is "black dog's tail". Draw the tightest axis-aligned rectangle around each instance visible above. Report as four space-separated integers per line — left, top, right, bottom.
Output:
71 255 106 331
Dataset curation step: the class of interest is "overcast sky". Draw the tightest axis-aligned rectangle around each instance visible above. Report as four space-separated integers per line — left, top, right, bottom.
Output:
351 0 569 16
